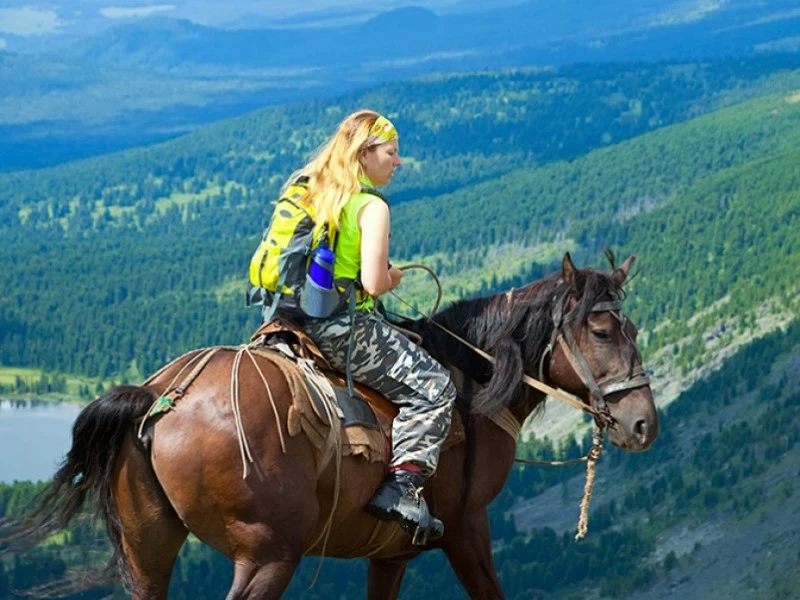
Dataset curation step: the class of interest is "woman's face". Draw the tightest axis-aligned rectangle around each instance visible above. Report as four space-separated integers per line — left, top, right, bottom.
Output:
360 140 401 186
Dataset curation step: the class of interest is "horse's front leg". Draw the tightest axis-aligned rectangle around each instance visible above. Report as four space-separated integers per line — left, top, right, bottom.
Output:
367 556 410 600
441 509 504 599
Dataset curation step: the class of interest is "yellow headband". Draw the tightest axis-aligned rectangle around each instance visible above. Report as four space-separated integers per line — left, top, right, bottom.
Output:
364 115 398 148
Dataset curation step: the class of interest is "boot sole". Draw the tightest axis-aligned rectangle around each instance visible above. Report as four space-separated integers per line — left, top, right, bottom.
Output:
367 502 444 540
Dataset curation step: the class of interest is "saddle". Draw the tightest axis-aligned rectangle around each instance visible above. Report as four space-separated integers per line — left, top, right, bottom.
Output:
250 317 466 471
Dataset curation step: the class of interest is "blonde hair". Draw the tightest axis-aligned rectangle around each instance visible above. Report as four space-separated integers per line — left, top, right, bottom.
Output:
282 109 392 241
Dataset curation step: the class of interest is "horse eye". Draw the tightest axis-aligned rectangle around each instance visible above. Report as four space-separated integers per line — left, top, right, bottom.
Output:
592 329 611 341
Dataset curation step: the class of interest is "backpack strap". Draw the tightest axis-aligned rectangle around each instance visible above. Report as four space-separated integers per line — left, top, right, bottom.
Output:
359 185 388 205
262 268 287 322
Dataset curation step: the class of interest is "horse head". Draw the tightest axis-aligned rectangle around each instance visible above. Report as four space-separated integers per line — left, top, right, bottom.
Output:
546 252 659 452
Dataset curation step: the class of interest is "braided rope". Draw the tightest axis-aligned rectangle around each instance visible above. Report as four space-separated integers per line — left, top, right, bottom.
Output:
575 432 603 540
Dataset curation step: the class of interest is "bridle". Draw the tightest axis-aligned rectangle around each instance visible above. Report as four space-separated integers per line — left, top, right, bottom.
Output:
538 291 651 427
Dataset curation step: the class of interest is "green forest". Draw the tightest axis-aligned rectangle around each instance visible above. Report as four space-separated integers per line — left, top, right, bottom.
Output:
1 55 800 383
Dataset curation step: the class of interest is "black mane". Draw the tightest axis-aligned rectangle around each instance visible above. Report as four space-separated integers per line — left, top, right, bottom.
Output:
404 263 626 416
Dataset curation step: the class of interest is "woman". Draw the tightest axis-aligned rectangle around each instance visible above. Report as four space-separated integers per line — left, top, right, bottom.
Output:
286 109 456 543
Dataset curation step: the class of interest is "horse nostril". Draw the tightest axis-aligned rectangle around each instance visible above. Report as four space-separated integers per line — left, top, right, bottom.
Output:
633 418 648 442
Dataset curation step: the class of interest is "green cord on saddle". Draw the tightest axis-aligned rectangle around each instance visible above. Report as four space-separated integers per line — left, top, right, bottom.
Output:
150 394 175 416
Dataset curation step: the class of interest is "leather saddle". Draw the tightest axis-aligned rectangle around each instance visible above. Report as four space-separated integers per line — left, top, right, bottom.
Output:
250 317 465 463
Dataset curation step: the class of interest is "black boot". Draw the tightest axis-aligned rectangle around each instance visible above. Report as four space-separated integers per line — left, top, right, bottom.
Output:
367 470 444 545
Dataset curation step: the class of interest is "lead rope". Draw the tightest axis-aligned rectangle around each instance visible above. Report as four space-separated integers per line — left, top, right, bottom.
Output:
510 423 602 540
575 430 603 540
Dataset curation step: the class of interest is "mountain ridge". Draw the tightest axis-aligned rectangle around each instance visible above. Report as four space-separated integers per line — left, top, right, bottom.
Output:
4 1 800 170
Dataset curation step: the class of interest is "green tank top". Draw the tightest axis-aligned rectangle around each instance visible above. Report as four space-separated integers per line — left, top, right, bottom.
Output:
334 184 384 311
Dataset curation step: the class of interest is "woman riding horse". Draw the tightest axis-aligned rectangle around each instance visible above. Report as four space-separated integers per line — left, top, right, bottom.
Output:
274 110 457 543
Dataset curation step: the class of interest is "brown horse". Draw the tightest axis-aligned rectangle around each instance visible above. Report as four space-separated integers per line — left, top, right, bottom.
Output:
5 253 658 599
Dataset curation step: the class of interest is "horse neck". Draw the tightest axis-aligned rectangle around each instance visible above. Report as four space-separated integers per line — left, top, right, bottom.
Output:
419 289 552 425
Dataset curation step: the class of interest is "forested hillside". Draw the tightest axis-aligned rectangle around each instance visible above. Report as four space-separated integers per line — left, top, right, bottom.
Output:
5 53 800 217
392 91 800 384
1 56 800 384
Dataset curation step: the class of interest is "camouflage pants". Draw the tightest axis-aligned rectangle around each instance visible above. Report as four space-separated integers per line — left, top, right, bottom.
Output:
303 310 456 476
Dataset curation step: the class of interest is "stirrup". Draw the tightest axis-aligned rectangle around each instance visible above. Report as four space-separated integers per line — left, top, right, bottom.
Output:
412 523 437 546
367 471 444 544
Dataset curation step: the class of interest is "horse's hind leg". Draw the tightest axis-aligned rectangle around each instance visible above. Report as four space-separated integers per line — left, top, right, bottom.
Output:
227 551 300 600
221 470 318 598
112 434 189 600
368 557 410 600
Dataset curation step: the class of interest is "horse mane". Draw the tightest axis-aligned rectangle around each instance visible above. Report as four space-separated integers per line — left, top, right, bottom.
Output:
407 255 627 417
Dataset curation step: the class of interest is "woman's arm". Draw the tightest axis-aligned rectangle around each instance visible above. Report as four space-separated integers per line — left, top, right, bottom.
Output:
358 199 403 296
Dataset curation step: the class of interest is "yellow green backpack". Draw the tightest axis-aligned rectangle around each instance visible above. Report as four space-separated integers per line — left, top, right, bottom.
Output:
247 178 387 321
247 178 322 319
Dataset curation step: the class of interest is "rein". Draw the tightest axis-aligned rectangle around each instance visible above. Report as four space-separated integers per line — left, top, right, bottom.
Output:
391 267 650 428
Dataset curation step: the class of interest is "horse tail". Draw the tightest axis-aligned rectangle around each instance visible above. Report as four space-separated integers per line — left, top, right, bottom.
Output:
0 385 156 589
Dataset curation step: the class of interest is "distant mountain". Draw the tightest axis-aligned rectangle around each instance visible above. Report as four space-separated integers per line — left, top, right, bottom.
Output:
60 0 800 74
4 1 800 171
221 6 379 30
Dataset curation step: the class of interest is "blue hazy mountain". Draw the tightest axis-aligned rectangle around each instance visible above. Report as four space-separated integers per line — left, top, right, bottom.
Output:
3 0 800 171
60 0 800 72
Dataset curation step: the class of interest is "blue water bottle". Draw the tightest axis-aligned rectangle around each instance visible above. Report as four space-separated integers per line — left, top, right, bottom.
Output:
308 244 335 289
301 243 339 317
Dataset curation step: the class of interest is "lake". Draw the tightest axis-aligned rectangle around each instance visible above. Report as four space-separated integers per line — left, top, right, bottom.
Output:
0 399 82 483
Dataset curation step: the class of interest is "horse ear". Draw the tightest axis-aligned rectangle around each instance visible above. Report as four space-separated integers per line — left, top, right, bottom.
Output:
613 255 636 286
562 252 578 287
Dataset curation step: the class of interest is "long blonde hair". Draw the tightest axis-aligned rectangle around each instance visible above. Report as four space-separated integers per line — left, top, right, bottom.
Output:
282 109 387 241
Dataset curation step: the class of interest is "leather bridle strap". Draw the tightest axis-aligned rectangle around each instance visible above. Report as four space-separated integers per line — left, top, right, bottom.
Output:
389 288 647 422
538 296 651 426
559 324 608 413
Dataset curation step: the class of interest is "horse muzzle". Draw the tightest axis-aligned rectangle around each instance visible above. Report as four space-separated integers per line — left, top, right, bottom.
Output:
606 387 659 452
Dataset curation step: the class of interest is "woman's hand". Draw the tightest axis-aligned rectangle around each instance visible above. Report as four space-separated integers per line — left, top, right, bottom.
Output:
388 265 404 291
